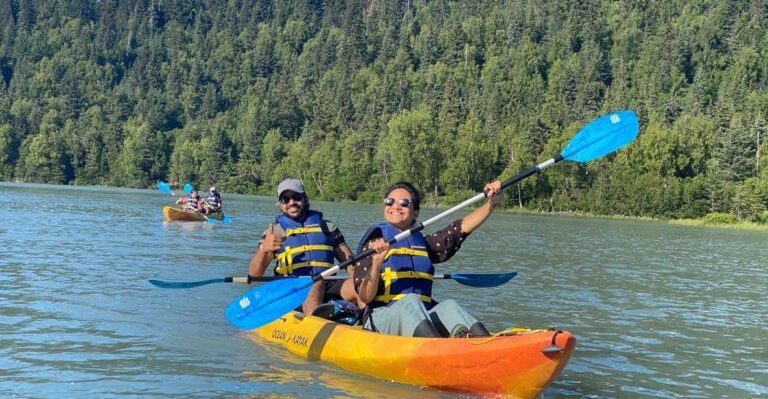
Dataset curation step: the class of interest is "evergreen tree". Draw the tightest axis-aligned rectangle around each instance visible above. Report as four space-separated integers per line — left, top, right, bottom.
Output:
0 0 765 221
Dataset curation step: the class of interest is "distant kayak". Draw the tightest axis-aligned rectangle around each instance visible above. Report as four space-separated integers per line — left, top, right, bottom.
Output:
250 311 575 397
162 206 223 222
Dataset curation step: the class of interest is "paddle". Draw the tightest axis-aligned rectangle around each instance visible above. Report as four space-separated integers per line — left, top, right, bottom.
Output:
205 214 233 224
201 204 232 224
150 271 517 289
225 110 640 330
157 182 175 195
157 182 194 196
202 214 232 224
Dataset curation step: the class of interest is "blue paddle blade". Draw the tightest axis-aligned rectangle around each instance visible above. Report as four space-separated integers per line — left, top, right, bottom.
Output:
561 110 639 162
451 272 517 288
206 217 218 224
222 216 233 224
149 278 225 289
225 278 313 330
183 183 193 194
157 182 172 194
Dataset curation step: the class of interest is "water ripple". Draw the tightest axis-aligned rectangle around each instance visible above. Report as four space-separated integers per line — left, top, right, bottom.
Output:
2 183 767 398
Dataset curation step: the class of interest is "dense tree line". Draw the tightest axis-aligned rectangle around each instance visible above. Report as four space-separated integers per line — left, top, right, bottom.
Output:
1 0 767 220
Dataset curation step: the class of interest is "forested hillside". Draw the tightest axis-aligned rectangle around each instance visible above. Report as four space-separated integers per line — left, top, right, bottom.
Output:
1 0 767 220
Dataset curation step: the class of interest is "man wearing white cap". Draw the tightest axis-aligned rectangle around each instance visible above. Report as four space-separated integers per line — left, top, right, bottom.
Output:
202 187 223 215
248 178 355 314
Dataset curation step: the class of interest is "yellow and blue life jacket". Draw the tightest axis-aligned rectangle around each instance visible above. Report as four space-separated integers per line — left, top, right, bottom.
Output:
359 223 435 309
274 210 335 277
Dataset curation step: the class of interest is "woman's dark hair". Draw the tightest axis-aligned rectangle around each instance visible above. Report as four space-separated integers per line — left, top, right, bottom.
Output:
384 181 421 210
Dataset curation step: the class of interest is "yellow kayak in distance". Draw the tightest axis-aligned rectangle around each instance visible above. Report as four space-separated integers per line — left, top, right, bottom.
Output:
162 206 223 222
250 311 575 398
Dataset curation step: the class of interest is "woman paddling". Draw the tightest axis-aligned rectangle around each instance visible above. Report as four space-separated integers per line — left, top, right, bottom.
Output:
351 180 503 337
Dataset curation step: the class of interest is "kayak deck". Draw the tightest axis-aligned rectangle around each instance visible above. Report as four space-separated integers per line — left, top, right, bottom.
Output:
162 206 223 222
250 311 575 398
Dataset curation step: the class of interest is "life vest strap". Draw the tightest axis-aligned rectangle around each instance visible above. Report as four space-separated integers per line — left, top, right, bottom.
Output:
276 245 335 265
275 261 334 276
374 293 432 304
380 270 434 281
285 227 323 237
384 247 428 260
376 266 434 305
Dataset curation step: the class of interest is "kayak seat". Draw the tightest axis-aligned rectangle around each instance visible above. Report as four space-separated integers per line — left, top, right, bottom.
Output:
312 300 362 326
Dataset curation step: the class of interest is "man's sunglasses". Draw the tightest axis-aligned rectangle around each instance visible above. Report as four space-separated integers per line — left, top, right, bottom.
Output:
384 197 412 208
279 193 304 204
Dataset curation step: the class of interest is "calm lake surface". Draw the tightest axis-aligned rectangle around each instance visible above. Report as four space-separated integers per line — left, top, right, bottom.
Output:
1 183 766 398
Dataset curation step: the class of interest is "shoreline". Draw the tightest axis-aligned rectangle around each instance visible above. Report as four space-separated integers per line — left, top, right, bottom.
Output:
490 207 768 231
5 181 767 232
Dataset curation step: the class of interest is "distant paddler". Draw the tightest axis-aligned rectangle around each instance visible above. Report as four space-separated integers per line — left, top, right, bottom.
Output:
175 188 203 213
202 187 224 216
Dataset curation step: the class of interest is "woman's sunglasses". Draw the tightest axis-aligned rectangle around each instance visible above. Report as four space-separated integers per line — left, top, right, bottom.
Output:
279 193 304 204
384 197 411 208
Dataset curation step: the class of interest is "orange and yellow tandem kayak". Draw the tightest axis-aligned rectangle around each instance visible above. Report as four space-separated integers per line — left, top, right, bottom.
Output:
250 311 575 398
162 206 222 222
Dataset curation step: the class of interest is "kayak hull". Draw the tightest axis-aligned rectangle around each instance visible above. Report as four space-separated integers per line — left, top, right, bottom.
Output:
162 206 222 222
250 311 575 398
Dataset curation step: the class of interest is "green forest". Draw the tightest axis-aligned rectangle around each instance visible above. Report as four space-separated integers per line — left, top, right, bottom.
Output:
1 0 767 221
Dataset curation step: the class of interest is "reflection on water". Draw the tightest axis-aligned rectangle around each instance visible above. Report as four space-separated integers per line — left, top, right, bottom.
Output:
236 344 457 399
1 182 767 398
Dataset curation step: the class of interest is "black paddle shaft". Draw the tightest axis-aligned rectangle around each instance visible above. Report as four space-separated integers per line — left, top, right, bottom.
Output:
500 154 564 191
313 247 378 283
